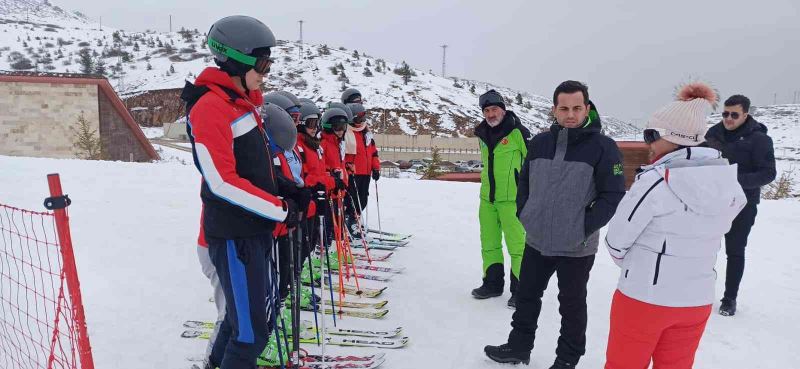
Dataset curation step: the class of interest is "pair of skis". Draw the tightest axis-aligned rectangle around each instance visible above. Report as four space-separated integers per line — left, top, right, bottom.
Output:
190 354 387 369
182 320 408 349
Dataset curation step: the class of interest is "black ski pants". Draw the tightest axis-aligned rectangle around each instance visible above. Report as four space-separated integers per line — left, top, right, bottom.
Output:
507 246 595 365
208 234 275 369
723 202 758 301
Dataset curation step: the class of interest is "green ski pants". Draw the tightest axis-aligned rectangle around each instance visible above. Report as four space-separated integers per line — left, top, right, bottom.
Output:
479 199 525 279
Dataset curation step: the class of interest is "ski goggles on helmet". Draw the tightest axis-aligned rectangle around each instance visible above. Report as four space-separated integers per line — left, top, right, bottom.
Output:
303 117 320 130
353 112 367 124
208 37 274 74
287 107 301 125
324 116 349 132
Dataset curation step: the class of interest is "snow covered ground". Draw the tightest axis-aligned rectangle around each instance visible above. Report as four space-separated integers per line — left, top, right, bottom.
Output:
1 154 799 369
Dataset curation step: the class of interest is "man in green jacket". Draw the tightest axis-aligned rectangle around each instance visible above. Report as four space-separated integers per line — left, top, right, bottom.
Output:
473 90 532 308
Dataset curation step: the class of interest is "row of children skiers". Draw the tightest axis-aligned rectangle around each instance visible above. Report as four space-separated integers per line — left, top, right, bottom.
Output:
183 15 382 369
476 81 775 369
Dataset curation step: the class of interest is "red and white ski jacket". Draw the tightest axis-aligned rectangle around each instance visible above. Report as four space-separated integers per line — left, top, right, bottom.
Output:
345 129 380 176
184 67 287 239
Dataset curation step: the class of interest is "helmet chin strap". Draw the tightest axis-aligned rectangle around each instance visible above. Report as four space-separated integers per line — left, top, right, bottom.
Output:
240 70 250 96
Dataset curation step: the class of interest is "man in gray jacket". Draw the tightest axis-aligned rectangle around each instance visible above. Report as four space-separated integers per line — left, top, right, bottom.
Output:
484 81 626 369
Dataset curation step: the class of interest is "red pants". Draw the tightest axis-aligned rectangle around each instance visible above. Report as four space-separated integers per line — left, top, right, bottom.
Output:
605 290 711 369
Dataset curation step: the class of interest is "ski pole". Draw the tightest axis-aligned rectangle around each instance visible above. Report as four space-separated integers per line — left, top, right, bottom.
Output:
269 240 287 369
287 230 299 367
347 192 373 263
316 191 328 363
294 216 303 365
374 180 383 238
323 198 338 326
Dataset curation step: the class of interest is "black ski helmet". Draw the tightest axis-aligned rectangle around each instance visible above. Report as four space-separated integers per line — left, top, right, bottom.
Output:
263 103 297 151
207 16 276 90
341 88 362 104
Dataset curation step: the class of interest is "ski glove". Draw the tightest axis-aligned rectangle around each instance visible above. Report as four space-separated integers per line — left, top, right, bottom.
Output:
291 188 313 213
282 198 301 228
334 176 347 191
315 193 329 216
372 169 380 181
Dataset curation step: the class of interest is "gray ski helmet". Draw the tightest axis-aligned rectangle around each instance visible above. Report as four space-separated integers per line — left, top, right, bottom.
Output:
299 101 321 121
341 88 362 104
326 102 353 123
275 91 301 108
479 89 506 111
207 16 276 65
346 103 366 124
321 107 350 132
263 92 297 112
263 103 297 151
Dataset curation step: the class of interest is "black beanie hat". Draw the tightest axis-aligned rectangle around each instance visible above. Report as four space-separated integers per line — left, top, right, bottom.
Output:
479 89 506 111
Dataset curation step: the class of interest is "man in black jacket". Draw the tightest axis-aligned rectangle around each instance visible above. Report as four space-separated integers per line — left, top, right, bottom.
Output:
705 94 776 317
484 81 626 369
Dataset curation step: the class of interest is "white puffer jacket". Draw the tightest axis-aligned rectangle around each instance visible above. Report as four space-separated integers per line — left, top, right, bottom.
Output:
605 147 746 307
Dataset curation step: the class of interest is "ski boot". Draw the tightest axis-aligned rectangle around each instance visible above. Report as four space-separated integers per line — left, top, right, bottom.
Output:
301 264 323 286
257 332 289 367
472 264 504 299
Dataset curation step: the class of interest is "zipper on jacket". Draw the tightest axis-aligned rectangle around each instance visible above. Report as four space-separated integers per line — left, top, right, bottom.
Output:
653 240 666 285
488 147 496 202
628 178 664 221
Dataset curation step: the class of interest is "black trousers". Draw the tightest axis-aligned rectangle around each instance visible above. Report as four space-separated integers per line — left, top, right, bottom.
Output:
207 234 274 369
507 246 595 364
724 202 758 301
347 175 372 213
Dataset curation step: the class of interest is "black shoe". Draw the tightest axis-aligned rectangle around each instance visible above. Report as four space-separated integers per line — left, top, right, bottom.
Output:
719 298 737 316
474 264 504 299
508 294 517 309
484 343 530 365
472 284 503 299
549 357 576 369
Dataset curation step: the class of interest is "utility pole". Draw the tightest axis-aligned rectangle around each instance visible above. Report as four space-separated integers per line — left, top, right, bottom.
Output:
99 16 102 31
440 45 448 77
169 14 172 33
298 20 304 59
774 92 777 105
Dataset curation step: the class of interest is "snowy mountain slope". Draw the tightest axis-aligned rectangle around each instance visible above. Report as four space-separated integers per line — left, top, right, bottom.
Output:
1 154 799 369
0 0 639 138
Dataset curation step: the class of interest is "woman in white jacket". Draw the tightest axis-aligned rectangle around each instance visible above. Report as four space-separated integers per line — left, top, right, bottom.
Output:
604 82 746 369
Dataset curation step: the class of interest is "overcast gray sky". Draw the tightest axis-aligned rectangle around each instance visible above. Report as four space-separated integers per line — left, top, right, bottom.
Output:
63 0 800 124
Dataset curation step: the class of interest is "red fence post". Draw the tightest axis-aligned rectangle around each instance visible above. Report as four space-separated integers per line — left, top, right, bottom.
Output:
46 174 95 369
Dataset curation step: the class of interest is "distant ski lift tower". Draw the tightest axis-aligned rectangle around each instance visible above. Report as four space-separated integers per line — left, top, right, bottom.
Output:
299 20 304 59
441 44 448 77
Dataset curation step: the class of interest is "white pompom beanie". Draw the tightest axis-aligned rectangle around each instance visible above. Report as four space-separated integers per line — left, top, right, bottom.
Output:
647 82 719 147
